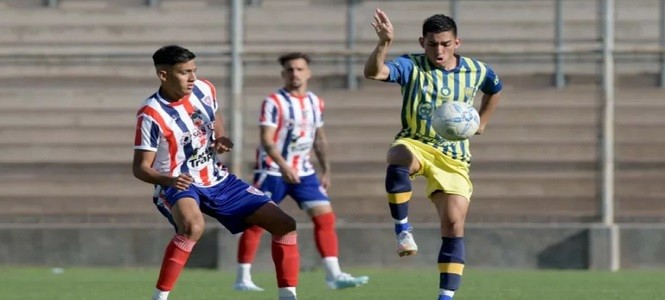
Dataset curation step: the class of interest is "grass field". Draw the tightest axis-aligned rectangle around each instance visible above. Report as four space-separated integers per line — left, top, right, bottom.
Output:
2 266 664 300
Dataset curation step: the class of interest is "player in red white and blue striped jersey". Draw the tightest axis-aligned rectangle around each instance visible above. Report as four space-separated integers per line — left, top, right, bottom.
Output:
133 45 300 300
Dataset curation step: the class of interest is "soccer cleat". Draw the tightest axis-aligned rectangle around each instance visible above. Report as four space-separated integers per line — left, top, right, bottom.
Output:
326 272 369 289
396 229 418 257
233 281 265 292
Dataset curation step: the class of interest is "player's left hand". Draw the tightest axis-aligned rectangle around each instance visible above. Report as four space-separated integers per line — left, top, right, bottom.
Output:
319 171 331 190
213 136 234 153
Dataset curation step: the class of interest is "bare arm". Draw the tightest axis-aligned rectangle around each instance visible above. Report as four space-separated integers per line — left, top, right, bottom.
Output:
213 112 226 139
364 9 394 81
261 125 300 183
313 127 330 173
476 91 502 135
364 42 392 80
132 150 190 188
213 112 233 153
313 127 331 189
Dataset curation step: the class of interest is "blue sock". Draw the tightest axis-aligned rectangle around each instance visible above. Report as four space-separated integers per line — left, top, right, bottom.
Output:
385 164 412 235
438 237 465 291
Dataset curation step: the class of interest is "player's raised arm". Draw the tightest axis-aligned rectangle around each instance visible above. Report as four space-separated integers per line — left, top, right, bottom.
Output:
364 8 393 81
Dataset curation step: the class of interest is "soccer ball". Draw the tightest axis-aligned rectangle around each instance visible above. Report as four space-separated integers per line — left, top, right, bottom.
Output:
431 101 480 141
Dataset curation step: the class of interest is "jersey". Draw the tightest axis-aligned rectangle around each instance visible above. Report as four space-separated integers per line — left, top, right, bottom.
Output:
134 79 228 187
384 53 503 163
254 88 325 177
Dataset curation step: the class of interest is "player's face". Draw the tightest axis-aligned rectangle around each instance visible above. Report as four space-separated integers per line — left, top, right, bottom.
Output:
419 31 461 70
281 58 311 89
158 59 197 99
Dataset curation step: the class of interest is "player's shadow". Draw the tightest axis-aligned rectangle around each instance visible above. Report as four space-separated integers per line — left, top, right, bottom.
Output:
536 230 588 269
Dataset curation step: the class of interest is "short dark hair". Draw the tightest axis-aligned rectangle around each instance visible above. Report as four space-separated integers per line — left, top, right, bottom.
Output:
152 45 196 67
278 52 311 66
422 14 457 37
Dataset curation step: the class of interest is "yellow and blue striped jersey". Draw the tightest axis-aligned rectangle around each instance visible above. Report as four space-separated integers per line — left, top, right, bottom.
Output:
384 53 502 163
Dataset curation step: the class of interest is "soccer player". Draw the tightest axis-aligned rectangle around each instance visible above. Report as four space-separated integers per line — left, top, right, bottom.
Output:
133 45 300 300
363 11 502 300
233 52 369 292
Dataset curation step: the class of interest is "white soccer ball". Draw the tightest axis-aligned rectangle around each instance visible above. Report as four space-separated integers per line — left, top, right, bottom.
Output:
431 101 480 141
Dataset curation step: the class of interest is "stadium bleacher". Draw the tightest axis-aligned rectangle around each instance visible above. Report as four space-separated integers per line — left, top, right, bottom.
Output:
0 0 663 225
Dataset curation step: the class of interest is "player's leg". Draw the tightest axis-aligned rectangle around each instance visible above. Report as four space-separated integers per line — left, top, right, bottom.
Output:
234 174 287 291
432 192 469 300
200 174 299 300
293 175 369 289
234 225 265 291
151 187 205 300
245 202 299 300
386 143 421 256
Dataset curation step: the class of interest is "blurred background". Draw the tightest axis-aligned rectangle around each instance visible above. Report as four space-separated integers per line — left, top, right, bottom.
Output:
0 0 664 272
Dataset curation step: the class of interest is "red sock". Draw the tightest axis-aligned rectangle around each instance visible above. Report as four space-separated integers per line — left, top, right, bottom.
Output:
312 212 339 257
237 225 264 263
271 233 299 288
155 234 196 291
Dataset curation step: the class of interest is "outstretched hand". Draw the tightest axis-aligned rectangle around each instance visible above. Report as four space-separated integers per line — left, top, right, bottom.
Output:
371 8 394 43
213 136 234 154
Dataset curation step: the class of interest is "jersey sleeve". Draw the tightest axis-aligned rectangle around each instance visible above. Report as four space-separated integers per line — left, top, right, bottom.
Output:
383 54 414 86
258 97 279 128
200 79 219 112
479 64 503 95
134 112 161 152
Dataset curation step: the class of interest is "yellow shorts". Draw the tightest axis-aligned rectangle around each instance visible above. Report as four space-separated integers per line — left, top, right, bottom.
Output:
392 138 473 201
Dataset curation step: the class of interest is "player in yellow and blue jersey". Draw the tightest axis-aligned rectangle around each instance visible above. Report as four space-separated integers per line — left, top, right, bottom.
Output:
363 10 502 300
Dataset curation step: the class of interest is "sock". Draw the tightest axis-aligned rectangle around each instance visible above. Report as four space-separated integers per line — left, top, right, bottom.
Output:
386 164 413 235
151 289 169 300
271 233 299 288
438 237 465 292
312 212 338 257
155 234 196 292
237 225 264 263
236 263 253 284
322 257 342 281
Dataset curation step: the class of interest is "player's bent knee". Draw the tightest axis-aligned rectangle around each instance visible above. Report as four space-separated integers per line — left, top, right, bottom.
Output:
179 221 205 241
387 144 415 166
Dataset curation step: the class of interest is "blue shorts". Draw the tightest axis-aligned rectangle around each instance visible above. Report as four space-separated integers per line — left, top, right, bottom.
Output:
252 173 329 209
153 174 270 234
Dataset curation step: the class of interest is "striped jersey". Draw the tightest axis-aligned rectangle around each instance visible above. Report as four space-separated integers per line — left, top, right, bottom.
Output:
384 54 503 163
134 79 228 187
254 88 325 176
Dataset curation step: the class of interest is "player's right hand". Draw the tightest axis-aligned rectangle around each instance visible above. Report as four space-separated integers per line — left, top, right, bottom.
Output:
281 167 301 184
171 173 194 191
372 8 393 43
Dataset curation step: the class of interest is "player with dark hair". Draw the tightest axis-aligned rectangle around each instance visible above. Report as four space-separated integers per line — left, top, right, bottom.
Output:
134 45 300 300
364 11 503 300
233 52 369 292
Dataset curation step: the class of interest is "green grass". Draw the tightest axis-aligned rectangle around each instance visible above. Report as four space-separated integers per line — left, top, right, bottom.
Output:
1 266 664 299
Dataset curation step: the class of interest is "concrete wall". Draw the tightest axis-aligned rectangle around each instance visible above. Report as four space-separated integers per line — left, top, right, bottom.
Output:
1 223 662 270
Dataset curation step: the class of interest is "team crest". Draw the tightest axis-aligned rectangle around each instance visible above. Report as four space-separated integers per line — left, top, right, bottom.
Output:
464 87 475 100
246 186 265 196
202 95 213 106
190 109 205 127
417 102 433 119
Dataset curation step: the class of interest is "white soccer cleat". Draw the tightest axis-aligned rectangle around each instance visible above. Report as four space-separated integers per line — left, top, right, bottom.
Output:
396 229 418 257
233 281 265 292
326 272 370 289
